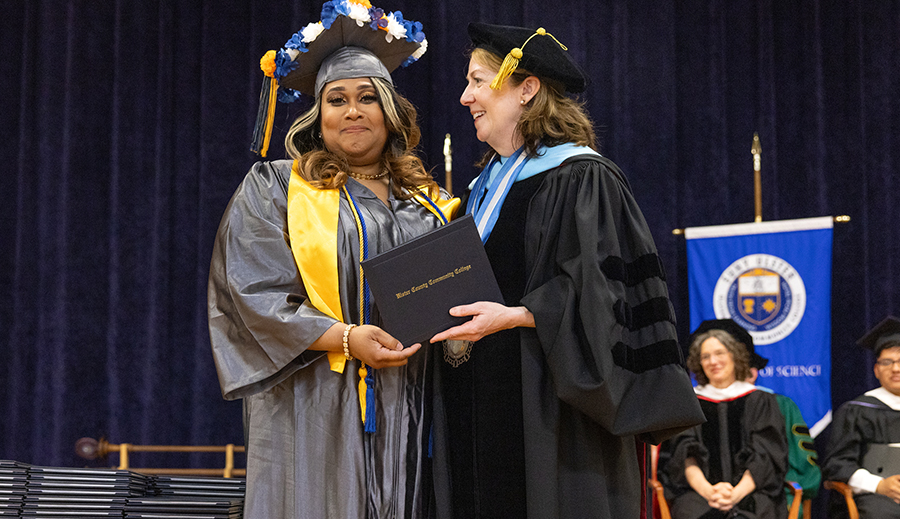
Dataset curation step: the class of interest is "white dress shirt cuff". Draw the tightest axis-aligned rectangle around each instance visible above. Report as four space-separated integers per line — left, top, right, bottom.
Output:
848 468 883 495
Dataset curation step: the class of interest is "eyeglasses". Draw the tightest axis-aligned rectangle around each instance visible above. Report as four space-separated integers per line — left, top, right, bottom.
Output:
700 350 731 363
875 358 900 368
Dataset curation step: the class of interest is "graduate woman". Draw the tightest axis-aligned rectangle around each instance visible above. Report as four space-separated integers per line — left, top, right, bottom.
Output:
429 23 704 519
207 2 457 517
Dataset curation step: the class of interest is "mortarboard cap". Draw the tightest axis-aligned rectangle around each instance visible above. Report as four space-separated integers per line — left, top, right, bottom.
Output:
690 318 768 370
467 22 586 93
856 316 900 356
250 0 428 156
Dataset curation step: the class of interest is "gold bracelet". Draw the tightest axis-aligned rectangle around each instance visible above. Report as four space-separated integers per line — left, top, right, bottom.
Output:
342 324 357 360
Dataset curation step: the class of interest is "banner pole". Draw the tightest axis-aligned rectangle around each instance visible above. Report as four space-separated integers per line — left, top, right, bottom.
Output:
669 132 851 235
443 133 453 195
752 132 762 222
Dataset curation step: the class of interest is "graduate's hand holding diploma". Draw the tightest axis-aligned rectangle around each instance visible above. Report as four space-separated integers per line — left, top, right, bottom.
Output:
312 323 422 369
348 325 422 368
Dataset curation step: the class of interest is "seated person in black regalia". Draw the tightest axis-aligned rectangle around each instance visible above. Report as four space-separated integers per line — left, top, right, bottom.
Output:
746 347 821 517
822 316 900 518
660 320 788 519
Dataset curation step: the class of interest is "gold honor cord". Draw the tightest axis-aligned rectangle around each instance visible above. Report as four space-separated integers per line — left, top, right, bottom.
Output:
413 189 460 225
341 184 372 425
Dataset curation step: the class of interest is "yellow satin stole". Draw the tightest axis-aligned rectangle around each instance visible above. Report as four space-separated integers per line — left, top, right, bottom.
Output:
286 160 460 420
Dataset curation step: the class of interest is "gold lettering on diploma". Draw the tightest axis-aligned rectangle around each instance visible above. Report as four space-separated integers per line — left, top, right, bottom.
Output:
394 264 473 299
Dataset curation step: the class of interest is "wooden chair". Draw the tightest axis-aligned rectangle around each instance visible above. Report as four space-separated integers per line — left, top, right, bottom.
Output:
823 480 860 519
648 445 808 519
648 476 672 519
785 481 804 519
648 443 672 519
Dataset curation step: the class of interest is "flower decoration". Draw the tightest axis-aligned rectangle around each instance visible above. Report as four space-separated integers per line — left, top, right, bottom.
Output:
320 0 351 30
261 0 427 101
367 8 387 30
382 11 407 42
284 33 305 52
302 22 325 43
403 19 425 43
252 0 426 157
277 88 302 104
285 22 326 55
347 2 370 26
260 50 277 77
274 50 299 80
403 38 427 67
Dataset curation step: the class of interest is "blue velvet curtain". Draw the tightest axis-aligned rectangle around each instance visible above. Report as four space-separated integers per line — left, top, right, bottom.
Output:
2 0 898 500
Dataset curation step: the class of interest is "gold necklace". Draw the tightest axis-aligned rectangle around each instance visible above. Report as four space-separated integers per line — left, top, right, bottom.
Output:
347 168 388 180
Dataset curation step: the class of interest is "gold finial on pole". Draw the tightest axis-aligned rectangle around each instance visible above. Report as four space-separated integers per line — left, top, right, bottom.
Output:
752 133 762 222
443 133 453 195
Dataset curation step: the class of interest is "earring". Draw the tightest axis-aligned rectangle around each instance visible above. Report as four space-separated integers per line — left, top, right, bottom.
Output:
520 99 525 105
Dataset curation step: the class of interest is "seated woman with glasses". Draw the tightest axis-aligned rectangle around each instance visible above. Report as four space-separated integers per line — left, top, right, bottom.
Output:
659 319 789 519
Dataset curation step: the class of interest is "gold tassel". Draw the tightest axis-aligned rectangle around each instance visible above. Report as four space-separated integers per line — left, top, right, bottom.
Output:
489 27 569 91
260 77 279 157
358 364 368 424
490 47 523 90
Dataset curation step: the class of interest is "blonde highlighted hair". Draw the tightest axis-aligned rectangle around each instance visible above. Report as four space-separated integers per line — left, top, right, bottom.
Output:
284 77 439 199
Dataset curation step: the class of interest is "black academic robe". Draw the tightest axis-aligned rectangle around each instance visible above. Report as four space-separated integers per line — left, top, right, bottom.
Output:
431 154 705 519
822 394 900 519
660 387 788 519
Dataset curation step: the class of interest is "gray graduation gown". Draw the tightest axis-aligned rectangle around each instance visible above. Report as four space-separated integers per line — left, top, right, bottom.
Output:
208 160 444 519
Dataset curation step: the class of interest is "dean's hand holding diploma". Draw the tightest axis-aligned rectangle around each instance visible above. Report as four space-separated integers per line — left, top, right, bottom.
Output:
430 302 535 343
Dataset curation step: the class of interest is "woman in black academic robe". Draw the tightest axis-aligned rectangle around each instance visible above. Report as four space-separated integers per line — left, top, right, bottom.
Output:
428 23 704 519
660 328 788 519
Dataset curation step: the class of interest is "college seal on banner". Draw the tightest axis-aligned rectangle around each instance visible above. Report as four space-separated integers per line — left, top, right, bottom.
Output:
712 253 806 345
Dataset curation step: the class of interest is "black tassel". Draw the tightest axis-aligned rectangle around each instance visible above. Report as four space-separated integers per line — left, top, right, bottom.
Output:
250 76 274 156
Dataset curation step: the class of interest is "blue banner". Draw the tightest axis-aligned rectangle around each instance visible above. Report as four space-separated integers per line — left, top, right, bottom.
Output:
685 217 833 436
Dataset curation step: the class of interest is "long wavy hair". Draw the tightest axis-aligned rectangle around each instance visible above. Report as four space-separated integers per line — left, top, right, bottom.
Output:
685 329 752 386
284 77 439 199
470 47 598 167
